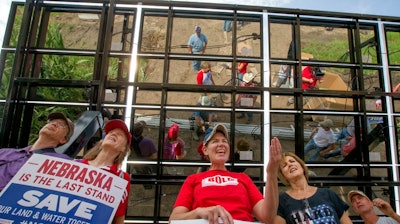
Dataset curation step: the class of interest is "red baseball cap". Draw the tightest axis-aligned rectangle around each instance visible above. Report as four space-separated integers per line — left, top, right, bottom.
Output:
104 119 132 147
168 124 179 139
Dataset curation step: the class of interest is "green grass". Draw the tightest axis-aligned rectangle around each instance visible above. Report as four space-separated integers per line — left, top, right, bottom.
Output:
138 58 149 82
302 32 400 65
387 31 400 64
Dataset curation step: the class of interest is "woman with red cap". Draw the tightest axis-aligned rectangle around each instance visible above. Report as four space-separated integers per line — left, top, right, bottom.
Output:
163 124 186 160
79 119 132 224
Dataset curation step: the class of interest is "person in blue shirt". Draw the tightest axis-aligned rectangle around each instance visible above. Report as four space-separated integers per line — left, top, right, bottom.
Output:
188 25 208 72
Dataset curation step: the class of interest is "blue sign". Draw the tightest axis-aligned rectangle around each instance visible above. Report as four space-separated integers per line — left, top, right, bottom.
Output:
0 154 128 224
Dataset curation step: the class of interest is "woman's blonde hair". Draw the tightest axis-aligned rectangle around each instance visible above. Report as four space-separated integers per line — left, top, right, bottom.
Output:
83 140 130 167
201 62 211 69
277 152 309 186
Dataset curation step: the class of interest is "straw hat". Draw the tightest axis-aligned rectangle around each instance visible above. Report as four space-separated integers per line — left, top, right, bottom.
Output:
199 95 211 106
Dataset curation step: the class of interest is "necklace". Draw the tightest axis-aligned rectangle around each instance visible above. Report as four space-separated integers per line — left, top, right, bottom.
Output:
302 197 315 220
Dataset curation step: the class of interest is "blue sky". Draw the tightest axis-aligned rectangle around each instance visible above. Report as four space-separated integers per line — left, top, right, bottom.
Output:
0 0 399 51
279 0 399 17
0 0 13 49
165 0 400 17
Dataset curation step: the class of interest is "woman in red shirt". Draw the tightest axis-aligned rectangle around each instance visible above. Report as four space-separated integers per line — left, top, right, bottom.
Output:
169 124 282 224
80 119 132 224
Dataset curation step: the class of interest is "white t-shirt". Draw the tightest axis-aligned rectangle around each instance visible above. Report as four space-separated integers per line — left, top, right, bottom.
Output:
313 127 335 147
377 216 399 224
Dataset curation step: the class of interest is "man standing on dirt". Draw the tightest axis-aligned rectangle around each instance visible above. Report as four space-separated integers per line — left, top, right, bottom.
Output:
188 25 208 72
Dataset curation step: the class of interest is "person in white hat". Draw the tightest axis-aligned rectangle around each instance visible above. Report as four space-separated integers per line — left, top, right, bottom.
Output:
304 118 335 162
188 25 208 72
236 72 258 124
169 124 283 223
348 190 400 224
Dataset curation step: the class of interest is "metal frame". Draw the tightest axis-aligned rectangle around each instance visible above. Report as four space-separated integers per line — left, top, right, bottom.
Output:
0 0 400 222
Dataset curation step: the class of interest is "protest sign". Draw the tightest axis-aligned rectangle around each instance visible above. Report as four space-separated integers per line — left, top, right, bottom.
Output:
171 219 260 224
0 154 128 224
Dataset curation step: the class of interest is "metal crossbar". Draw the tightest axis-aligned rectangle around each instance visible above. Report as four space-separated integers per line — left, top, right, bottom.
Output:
135 115 323 140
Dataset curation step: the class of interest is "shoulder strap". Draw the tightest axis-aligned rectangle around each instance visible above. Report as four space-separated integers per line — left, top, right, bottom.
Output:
119 170 124 178
132 136 144 156
33 147 56 154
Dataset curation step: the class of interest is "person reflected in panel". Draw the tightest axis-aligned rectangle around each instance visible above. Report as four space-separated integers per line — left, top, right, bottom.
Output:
323 118 356 159
274 40 294 89
191 95 217 141
188 25 208 72
235 41 252 86
222 20 232 43
231 137 253 173
392 82 400 93
196 141 209 173
131 121 157 159
274 64 291 88
287 58 325 106
197 62 215 86
304 119 335 162
130 120 158 176
236 72 258 124
164 124 186 160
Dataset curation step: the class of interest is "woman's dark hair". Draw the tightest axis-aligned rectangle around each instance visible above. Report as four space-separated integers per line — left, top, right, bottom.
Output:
133 121 146 137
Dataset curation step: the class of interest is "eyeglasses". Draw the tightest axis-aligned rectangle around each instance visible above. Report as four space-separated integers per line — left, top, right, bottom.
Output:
47 120 67 129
